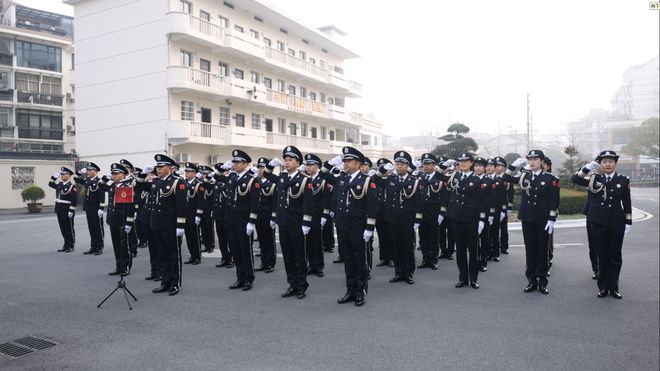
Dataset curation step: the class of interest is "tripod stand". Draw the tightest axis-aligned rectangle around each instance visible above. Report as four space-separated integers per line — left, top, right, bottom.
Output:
98 183 137 310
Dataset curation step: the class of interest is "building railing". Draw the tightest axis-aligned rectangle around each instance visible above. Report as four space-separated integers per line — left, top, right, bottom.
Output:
187 13 226 40
189 121 229 140
265 89 328 115
17 92 64 106
187 67 225 89
0 127 14 138
266 131 329 150
264 47 328 79
348 80 362 94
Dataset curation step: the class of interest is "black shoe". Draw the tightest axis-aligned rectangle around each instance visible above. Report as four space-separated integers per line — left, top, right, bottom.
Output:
152 285 169 293
145 273 157 280
296 291 306 299
354 295 365 306
131 252 137 258
202 247 214 253
376 260 389 267
120 269 130 277
83 249 94 255
417 261 431 269
216 259 231 268
184 258 195 265
229 280 244 290
307 268 318 275
282 287 297 298
168 286 179 296
333 257 343 264
387 260 395 267
492 257 500 262
430 264 438 270
255 265 267 272
524 283 538 293
191 259 201 265
154 276 162 281
57 247 67 252
264 266 275 273
592 271 599 280
479 266 487 272
94 250 102 256
108 270 121 276
337 293 355 304
226 262 235 268
255 253 261 257
445 255 454 261
65 248 74 253
242 282 253 291
539 286 549 295
610 290 622 299
455 281 467 288
546 271 551 277
470 282 479 289
405 276 414 285
316 271 324 277
389 275 404 283
501 250 509 255
597 289 608 298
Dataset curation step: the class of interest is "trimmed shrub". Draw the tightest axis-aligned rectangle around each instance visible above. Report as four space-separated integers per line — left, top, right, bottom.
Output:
21 184 45 204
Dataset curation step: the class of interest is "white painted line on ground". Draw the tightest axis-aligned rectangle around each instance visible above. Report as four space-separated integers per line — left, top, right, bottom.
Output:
0 216 56 224
509 243 583 248
635 198 657 202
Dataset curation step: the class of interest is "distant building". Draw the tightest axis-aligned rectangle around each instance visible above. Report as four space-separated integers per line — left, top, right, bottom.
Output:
0 0 76 208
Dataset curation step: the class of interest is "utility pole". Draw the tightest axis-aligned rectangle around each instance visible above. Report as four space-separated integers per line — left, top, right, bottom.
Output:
526 93 531 151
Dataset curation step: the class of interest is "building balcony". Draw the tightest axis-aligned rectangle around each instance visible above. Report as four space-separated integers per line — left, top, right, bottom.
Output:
16 91 64 107
0 127 15 138
264 89 329 119
265 131 330 152
166 65 230 96
264 46 328 80
167 120 231 145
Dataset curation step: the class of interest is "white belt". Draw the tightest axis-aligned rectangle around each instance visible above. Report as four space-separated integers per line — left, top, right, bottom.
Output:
56 199 72 204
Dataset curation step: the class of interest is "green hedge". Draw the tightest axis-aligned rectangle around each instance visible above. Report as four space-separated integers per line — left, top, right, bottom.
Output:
512 187 586 216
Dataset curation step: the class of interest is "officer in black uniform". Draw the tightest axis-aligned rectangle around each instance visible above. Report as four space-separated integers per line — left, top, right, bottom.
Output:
504 150 559 294
542 157 559 270
137 166 160 280
255 157 277 273
571 150 631 299
437 153 487 289
221 150 260 291
495 157 513 254
73 162 105 255
374 151 423 285
417 153 442 270
359 157 375 273
576 171 600 279
303 153 326 277
211 163 233 268
143 154 187 296
474 157 495 272
320 146 378 306
196 165 215 254
119 159 139 258
437 155 455 261
487 158 505 262
99 163 135 276
374 158 395 267
49 167 78 252
264 146 313 299
180 162 204 265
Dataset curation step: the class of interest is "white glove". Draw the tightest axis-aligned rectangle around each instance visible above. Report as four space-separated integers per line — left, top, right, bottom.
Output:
97 209 104 218
363 229 373 241
478 221 485 235
437 214 444 225
269 158 283 167
511 158 526 168
412 170 420 176
413 160 422 168
196 172 202 178
52 172 61 178
413 223 420 231
383 163 394 172
586 161 600 171
320 217 327 226
329 211 335 218
328 155 343 167
523 164 531 171
545 220 555 234
624 224 631 235
79 168 87 174
500 211 506 222
298 164 307 173
194 216 201 225
442 159 457 167
143 165 154 173
246 222 255 236
269 220 277 229
335 162 345 172
368 169 376 177
124 225 132 233
302 226 311 235
68 211 74 218
221 161 233 170
176 169 185 176
176 228 185 237
488 216 494 225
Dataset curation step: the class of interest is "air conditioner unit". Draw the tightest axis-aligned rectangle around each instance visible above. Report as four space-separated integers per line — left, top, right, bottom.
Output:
209 155 222 164
66 93 72 99
175 153 191 163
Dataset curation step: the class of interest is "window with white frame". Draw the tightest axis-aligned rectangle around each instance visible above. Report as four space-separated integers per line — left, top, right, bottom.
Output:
234 24 244 33
288 48 295 57
181 0 192 14
278 118 286 133
319 93 326 103
181 100 194 120
309 92 316 101
276 41 284 51
263 37 271 47
250 71 259 84
199 10 210 21
320 126 327 139
220 107 230 125
299 51 306 61
277 79 285 92
289 122 297 136
288 85 295 95
250 29 259 39
180 50 192 67
310 127 317 138
263 77 272 89
235 113 245 127
300 86 307 98
219 16 229 29
219 62 228 76
309 57 316 65
251 113 261 129
234 68 244 80
300 122 308 137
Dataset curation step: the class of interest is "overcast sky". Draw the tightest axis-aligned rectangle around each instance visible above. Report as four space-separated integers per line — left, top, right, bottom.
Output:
35 0 660 138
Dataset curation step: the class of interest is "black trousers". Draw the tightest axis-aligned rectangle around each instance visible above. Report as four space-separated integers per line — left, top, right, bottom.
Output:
184 219 201 261
109 225 132 273
591 223 624 291
419 220 439 264
152 227 181 288
305 217 324 271
227 221 254 284
522 221 549 286
439 217 455 256
135 220 145 246
548 232 554 262
366 237 374 272
453 220 479 283
500 215 510 252
376 215 392 261
85 209 104 251
256 219 276 267
140 222 159 275
200 216 214 249
586 221 599 272
322 217 335 250
56 211 75 248
389 223 415 277
214 219 231 261
489 217 500 258
279 224 308 292
337 227 368 296
478 222 490 266
128 227 138 255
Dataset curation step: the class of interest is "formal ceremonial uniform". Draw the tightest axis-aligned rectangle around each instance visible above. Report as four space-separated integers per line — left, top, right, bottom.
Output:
211 166 232 266
500 165 514 254
374 158 393 266
571 150 631 297
255 157 277 271
475 157 496 271
303 154 326 275
264 146 313 296
119 160 140 257
437 162 455 260
581 190 599 275
374 151 423 283
181 163 205 265
503 150 559 291
49 168 77 252
74 162 105 255
321 183 336 253
100 164 135 275
197 166 216 254
418 153 442 268
488 159 507 260
136 173 160 279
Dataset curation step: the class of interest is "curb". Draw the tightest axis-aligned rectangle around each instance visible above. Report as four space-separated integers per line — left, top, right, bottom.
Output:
507 206 652 231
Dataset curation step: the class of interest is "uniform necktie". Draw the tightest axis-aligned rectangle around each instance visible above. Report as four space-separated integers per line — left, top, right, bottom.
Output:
606 176 611 183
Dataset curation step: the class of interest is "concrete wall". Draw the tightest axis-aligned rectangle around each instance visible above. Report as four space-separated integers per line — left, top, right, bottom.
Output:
0 159 75 209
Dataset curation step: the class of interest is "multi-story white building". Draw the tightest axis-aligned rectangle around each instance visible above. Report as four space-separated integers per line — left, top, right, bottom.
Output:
0 0 76 208
65 0 383 171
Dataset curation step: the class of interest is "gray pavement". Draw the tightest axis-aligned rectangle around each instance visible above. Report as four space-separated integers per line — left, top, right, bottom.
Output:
0 187 658 370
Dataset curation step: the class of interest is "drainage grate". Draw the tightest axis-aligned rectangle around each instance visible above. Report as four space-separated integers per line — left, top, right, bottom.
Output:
0 343 33 358
0 336 57 358
14 336 57 350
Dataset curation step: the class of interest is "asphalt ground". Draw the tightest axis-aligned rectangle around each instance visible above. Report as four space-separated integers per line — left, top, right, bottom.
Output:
0 187 658 370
